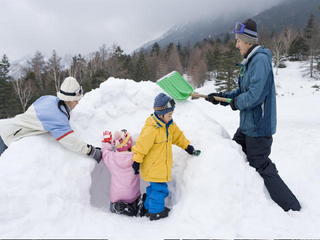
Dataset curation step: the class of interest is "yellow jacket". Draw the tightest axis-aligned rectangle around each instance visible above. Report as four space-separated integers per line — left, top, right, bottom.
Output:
132 114 190 182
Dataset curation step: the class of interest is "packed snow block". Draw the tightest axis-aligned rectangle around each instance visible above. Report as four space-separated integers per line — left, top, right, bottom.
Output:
0 78 247 238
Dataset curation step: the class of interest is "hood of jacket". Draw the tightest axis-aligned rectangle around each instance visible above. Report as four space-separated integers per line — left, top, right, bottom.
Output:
242 45 272 66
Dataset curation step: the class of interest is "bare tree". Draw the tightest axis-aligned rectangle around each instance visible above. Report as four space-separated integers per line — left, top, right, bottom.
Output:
166 45 183 74
280 27 298 58
271 33 285 75
29 51 46 92
188 47 208 87
145 55 160 81
87 44 112 79
47 50 63 92
156 57 169 79
69 54 87 83
11 78 33 112
192 59 207 88
99 44 111 69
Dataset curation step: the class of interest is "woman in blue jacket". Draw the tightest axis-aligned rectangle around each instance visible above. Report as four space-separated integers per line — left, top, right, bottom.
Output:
207 19 301 212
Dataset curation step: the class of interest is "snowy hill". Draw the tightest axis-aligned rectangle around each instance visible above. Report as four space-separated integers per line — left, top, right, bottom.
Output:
0 61 319 239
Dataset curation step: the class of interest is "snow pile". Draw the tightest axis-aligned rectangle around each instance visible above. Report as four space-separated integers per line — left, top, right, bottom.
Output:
0 61 320 239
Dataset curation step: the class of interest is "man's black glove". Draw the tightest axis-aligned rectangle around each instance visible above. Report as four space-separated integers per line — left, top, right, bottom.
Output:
185 145 201 156
206 92 229 107
132 161 140 175
230 98 238 111
220 100 230 106
88 145 102 163
206 93 221 105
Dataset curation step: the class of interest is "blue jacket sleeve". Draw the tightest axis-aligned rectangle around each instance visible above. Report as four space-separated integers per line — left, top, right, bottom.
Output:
235 55 271 111
221 87 241 99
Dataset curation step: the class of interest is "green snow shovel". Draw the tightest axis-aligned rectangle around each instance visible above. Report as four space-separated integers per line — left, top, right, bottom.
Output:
156 71 232 103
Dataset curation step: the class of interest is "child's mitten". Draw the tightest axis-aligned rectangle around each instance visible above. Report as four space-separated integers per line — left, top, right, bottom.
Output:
185 145 201 156
102 130 113 143
132 161 140 175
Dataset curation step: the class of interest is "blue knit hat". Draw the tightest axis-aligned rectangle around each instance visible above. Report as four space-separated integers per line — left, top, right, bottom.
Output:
153 93 175 115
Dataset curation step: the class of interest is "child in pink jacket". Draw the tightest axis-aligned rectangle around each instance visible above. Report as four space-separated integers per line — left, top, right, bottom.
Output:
101 129 141 216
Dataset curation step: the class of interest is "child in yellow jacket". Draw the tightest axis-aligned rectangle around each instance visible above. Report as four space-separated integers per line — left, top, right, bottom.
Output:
132 93 201 221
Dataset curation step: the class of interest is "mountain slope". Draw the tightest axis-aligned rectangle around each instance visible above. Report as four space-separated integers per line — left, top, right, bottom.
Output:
254 0 320 32
141 12 248 50
140 0 320 50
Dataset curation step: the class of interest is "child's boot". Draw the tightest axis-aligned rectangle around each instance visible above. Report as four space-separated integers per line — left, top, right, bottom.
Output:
138 193 147 217
110 201 137 217
147 207 170 221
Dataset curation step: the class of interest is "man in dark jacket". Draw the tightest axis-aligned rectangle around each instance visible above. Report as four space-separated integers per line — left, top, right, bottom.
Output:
206 19 301 212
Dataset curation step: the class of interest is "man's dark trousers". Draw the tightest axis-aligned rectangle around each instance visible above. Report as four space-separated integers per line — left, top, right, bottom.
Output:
233 128 301 211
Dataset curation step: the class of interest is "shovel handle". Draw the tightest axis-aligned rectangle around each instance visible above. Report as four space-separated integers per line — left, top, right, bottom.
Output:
191 93 208 99
191 93 232 103
212 96 232 103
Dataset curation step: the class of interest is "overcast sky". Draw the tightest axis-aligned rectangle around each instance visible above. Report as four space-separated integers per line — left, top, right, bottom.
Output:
0 0 285 61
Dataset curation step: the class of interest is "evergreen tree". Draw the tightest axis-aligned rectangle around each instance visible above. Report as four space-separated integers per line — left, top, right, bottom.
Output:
166 43 174 57
288 36 309 61
0 54 10 79
179 46 190 71
104 45 132 79
206 46 221 79
0 54 12 118
113 46 125 59
304 14 320 78
134 52 150 81
150 42 160 56
215 43 240 92
0 55 23 116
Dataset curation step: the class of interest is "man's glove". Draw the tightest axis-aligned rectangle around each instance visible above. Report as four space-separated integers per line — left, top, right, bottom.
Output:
220 100 230 106
132 161 140 175
88 145 102 163
206 93 221 105
230 98 238 111
185 145 201 156
206 92 229 107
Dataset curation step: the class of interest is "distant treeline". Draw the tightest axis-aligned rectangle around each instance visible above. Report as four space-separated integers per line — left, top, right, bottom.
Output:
0 14 319 119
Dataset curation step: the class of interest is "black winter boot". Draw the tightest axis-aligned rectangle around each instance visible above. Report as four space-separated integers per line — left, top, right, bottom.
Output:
110 201 138 217
138 193 147 217
146 207 170 221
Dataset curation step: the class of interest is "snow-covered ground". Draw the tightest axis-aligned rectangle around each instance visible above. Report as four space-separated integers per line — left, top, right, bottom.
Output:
0 61 319 239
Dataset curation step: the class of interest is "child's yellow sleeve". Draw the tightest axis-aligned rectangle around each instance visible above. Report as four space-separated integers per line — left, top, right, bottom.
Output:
132 126 156 163
172 123 190 150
